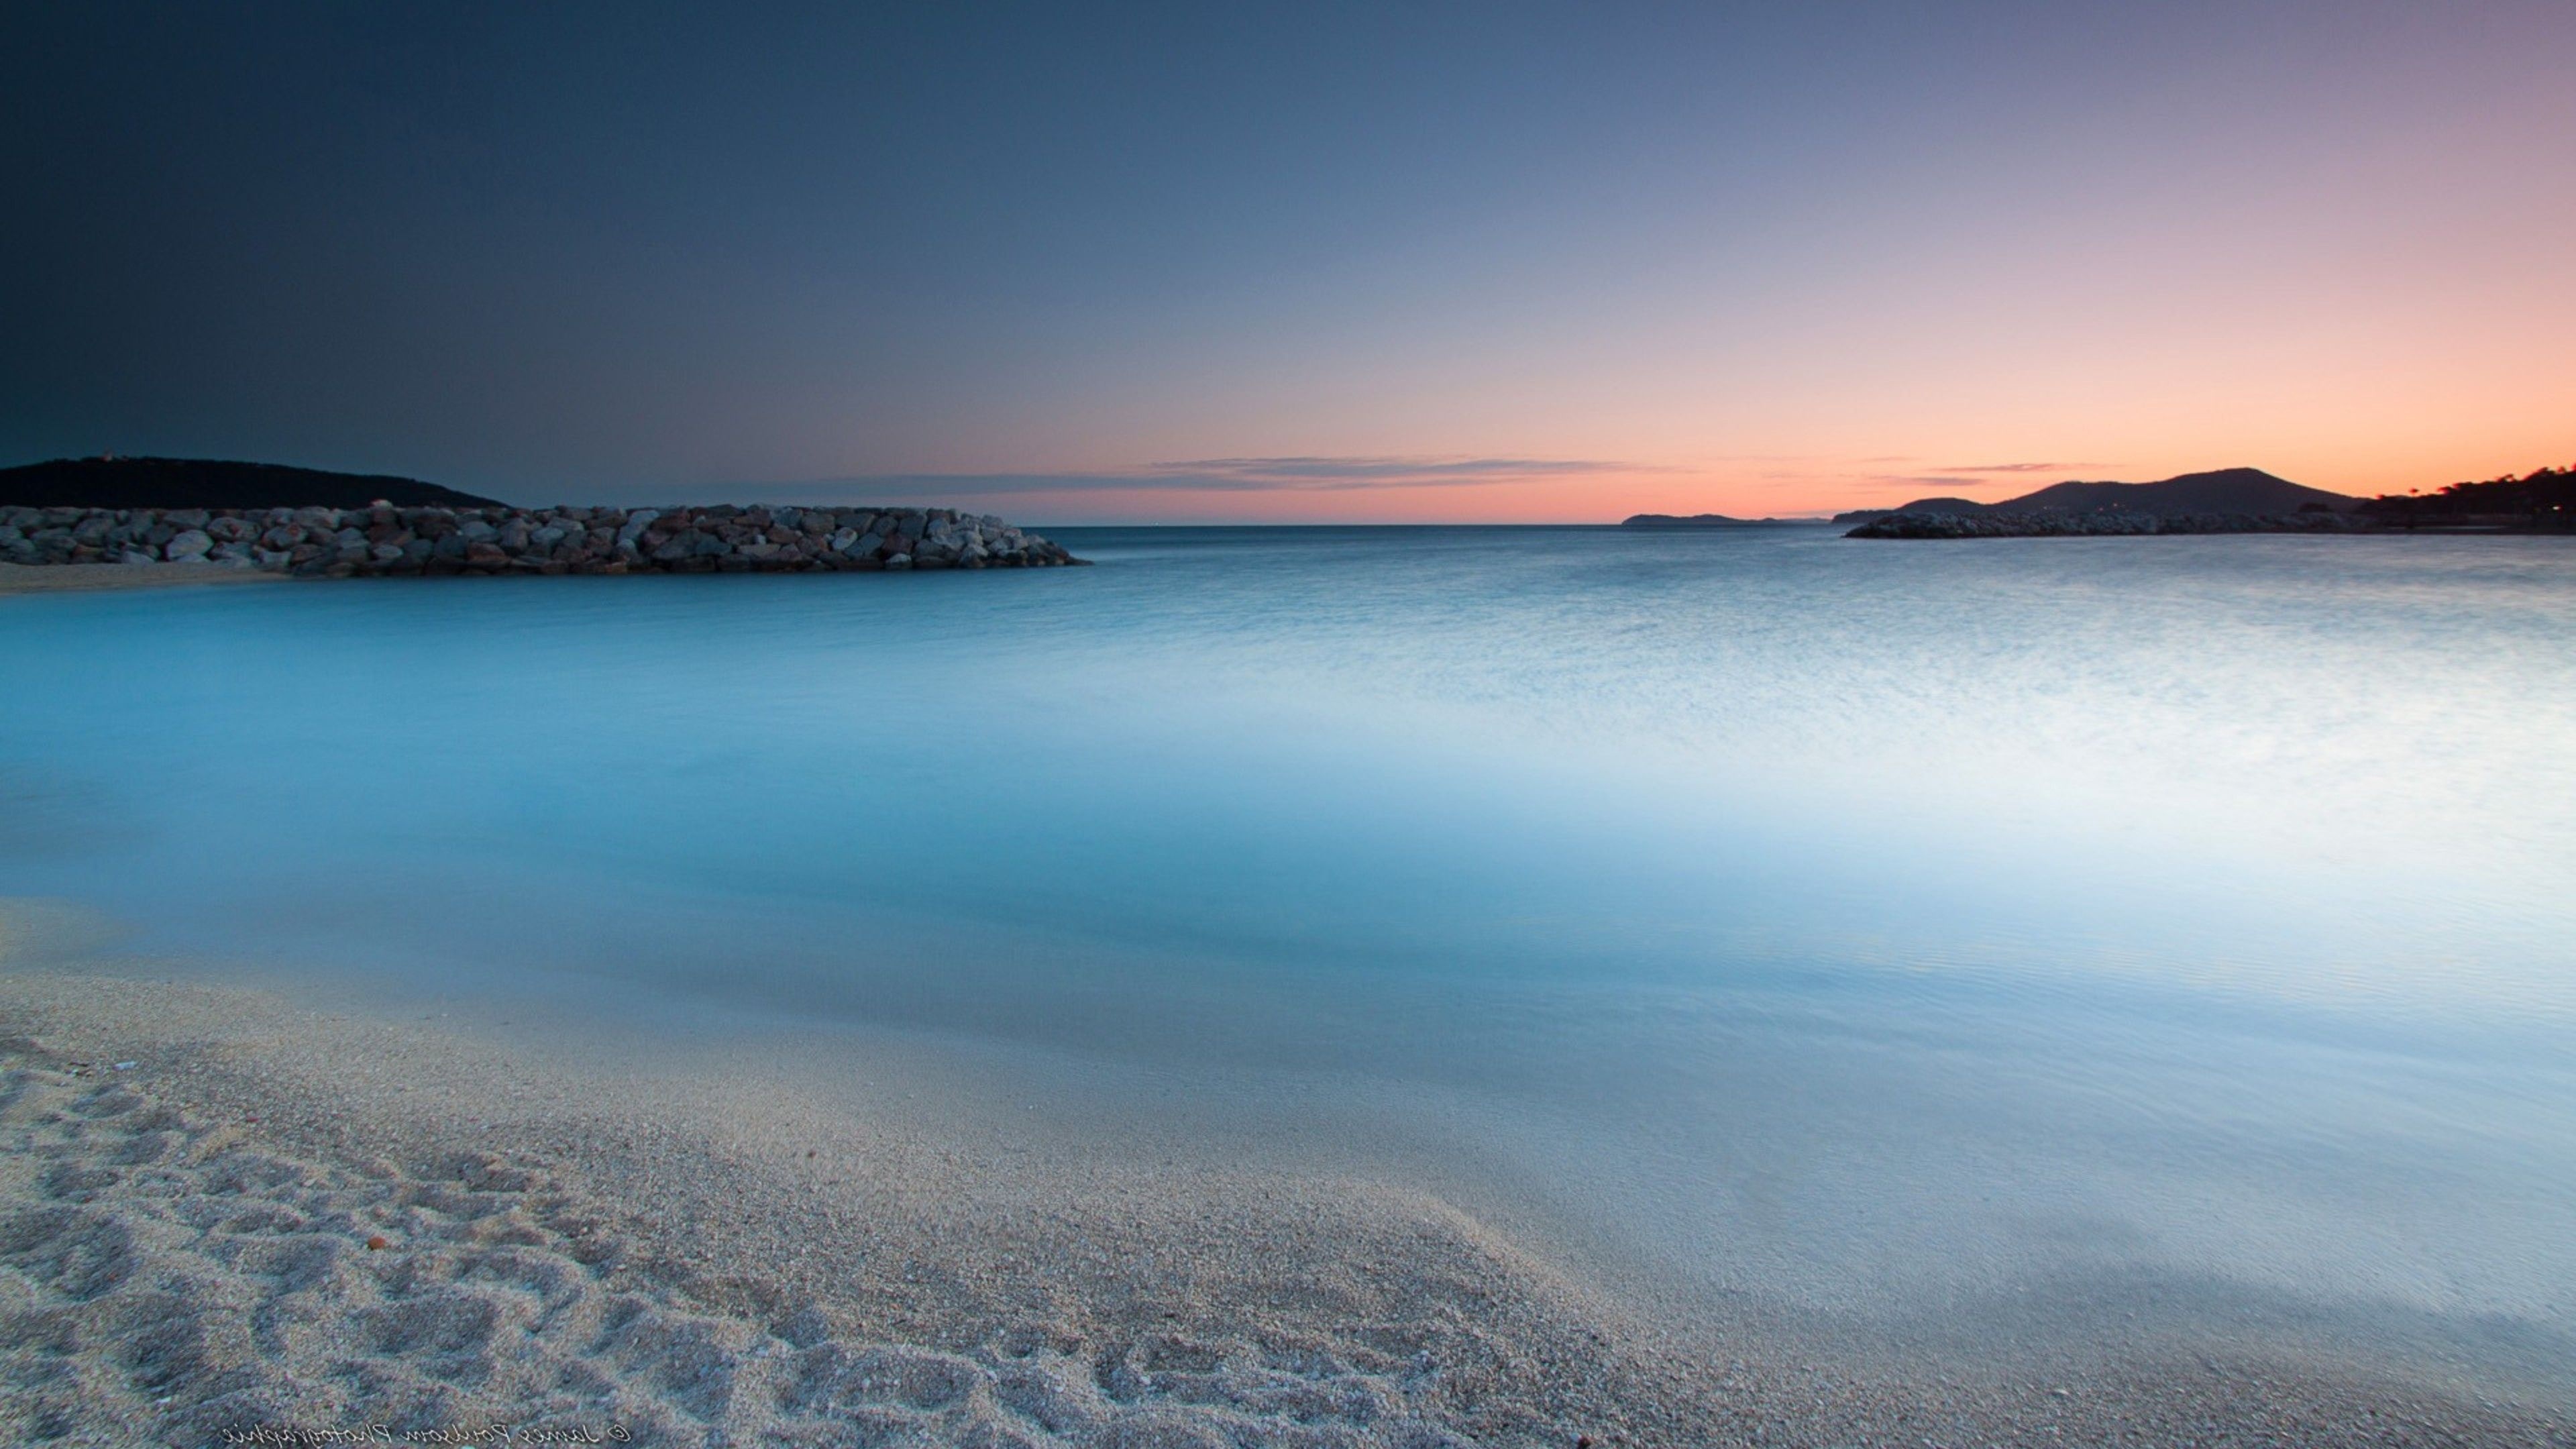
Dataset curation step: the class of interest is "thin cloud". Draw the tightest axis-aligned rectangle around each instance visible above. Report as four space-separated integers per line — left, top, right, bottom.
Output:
680 455 1664 499
1931 461 2102 474
1147 455 1660 488
1856 465 2121 498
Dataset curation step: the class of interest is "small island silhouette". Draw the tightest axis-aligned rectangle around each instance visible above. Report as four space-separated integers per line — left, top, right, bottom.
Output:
1618 512 1819 528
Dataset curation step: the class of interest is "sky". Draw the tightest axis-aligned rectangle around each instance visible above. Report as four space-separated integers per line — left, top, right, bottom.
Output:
3 2 2570 523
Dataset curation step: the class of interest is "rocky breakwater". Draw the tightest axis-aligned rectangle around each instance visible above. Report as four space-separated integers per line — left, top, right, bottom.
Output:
0 503 1083 576
1846 508 2378 539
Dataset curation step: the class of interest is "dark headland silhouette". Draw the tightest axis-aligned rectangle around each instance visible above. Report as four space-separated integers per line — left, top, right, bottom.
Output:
1831 464 2574 537
0 455 504 511
1832 467 2355 525
1608 464 2572 538
2356 465 2574 531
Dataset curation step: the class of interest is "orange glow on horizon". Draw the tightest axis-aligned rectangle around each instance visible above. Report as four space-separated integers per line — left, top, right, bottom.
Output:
887 439 2575 526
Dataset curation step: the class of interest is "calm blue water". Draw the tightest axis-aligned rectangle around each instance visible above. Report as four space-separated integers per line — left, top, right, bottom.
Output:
5 527 2573 1364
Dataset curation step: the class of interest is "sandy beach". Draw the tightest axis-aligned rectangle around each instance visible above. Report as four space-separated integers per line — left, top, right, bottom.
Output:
0 561 284 596
2 900 2568 1449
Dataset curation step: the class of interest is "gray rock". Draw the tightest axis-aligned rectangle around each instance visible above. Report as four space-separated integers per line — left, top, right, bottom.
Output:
0 502 1083 577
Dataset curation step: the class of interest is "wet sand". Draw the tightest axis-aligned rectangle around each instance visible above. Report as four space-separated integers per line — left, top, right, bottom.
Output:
0 561 284 595
1 914 2569 1446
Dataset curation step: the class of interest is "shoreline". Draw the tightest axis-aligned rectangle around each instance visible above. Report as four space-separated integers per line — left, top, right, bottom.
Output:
3 915 2571 1446
1839 510 2573 539
0 962 1699 1448
0 560 288 596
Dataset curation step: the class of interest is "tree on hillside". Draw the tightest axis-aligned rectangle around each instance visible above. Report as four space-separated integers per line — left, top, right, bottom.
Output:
2363 465 2575 531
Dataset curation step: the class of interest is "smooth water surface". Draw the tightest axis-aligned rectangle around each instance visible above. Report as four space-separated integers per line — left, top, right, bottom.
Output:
5 529 2573 1368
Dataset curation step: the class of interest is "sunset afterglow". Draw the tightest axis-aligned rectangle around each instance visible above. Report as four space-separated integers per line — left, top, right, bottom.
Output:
5 4 2569 519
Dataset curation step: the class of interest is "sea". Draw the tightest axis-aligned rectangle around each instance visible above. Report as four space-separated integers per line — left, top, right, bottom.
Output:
5 525 2571 1385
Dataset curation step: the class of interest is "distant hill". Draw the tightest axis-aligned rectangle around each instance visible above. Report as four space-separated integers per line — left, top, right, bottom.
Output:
1851 468 2355 522
1620 513 1819 527
0 456 503 510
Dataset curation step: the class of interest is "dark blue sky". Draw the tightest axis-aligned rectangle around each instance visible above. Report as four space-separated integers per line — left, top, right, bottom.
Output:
5 3 2569 519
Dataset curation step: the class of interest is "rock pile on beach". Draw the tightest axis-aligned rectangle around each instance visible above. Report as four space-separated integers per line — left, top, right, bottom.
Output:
1845 508 2380 539
0 503 1083 576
